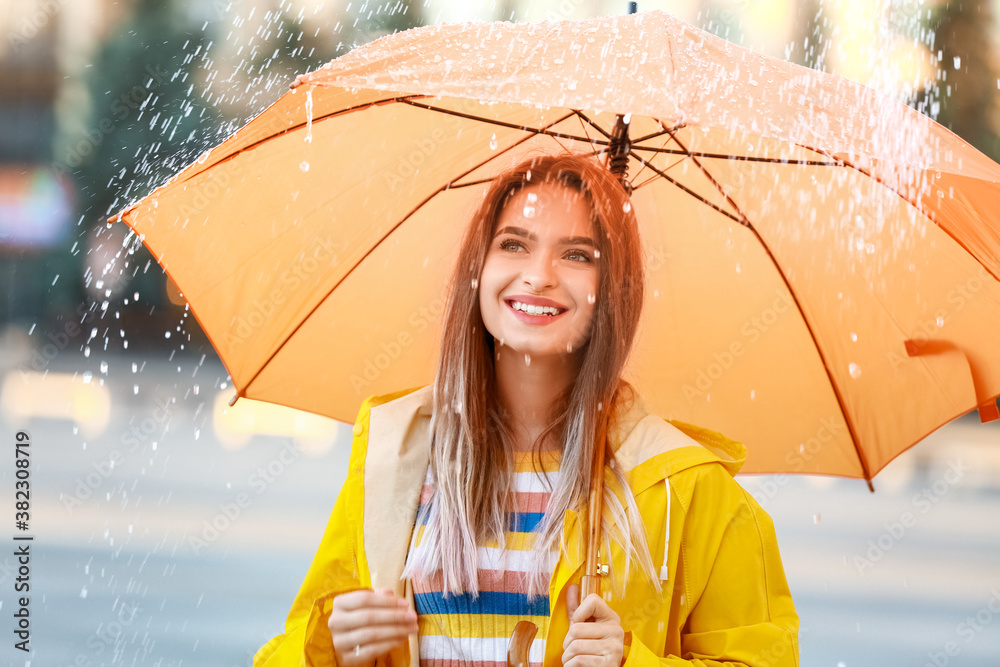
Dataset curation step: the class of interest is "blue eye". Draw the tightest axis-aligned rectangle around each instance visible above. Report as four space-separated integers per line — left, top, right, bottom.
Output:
566 250 592 262
499 239 525 252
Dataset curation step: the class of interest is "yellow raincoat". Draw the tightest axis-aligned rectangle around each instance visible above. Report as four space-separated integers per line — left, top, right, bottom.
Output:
254 386 799 667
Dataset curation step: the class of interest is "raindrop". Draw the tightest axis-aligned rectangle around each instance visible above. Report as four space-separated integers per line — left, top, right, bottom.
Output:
850 332 858 342
566 341 573 352
735 262 741 274
593 249 600 259
80 587 88 599
954 56 961 69
100 361 108 375
587 293 595 304
848 363 862 379
653 289 660 298
622 201 631 213
470 278 478 290
524 353 531 366
522 205 536 218
133 384 139 395
750 389 756 400
489 133 498 150
936 316 944 327
164 331 171 339
82 371 92 384
83 346 91 358
299 161 310 172
526 192 537 203
813 513 821 524
597 401 603 411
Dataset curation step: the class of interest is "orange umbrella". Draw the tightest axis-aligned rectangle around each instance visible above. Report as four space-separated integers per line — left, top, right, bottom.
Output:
113 9 1000 487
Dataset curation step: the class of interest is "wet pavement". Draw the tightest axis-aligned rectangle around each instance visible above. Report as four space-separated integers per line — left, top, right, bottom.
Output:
0 346 998 666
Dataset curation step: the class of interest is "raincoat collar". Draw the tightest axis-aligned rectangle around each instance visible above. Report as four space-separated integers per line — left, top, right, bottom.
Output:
361 384 748 595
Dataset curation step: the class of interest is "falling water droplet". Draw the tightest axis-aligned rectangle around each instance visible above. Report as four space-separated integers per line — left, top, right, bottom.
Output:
597 401 603 411
489 133 498 150
813 513 821 524
100 361 108 374
470 277 479 289
936 316 944 327
304 87 314 143
524 354 531 366
587 293 596 304
299 161 310 172
735 262 742 274
848 363 862 379
850 332 858 342
750 389 756 400
566 341 573 352
522 205 536 218
593 249 601 259
622 201 631 212
527 192 537 203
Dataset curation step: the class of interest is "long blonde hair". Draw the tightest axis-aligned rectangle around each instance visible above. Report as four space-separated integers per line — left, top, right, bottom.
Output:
401 153 659 600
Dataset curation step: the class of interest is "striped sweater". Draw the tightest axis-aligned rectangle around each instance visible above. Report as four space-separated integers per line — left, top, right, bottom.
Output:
409 449 561 667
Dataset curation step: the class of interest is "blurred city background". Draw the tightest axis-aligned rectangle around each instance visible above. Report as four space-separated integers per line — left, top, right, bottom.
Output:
0 0 998 665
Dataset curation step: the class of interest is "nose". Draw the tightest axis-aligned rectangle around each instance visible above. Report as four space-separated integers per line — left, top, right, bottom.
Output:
522 249 557 291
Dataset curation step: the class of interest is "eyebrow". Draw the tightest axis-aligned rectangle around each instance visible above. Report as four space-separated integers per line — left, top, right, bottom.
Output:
495 226 596 247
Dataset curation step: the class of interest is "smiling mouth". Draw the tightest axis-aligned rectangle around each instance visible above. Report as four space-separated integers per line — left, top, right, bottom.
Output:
505 299 568 317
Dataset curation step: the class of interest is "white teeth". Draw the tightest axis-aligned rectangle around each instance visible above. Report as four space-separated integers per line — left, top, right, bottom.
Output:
510 301 561 316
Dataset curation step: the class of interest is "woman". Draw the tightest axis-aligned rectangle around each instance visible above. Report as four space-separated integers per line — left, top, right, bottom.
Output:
254 153 799 667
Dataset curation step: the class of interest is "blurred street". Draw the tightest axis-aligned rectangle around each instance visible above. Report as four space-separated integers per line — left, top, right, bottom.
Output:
0 345 997 666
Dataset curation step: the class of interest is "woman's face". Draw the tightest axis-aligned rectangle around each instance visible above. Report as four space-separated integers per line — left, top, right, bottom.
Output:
478 183 599 361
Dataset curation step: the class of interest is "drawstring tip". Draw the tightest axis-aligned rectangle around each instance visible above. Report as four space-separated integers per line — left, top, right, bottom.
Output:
659 565 669 581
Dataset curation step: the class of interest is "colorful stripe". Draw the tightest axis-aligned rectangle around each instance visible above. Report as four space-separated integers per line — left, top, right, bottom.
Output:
410 449 561 667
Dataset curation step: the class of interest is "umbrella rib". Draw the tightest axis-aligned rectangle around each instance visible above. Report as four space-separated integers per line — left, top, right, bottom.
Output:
631 156 745 226
662 128 875 487
234 110 579 404
398 99 612 146
798 143 1000 285
634 144 840 165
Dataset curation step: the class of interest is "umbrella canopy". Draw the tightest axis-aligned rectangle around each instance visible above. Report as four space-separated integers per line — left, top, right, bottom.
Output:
113 10 1000 483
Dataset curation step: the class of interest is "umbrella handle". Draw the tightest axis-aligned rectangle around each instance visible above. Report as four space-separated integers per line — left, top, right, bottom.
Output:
506 620 538 667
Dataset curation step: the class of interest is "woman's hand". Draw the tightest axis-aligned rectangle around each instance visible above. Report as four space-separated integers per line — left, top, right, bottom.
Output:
329 587 419 666
562 584 626 667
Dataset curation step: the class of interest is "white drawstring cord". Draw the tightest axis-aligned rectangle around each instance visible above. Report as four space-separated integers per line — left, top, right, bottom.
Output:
660 478 671 581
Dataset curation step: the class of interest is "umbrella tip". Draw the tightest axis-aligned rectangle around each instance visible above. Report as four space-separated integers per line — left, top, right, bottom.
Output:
866 479 875 493
228 392 240 407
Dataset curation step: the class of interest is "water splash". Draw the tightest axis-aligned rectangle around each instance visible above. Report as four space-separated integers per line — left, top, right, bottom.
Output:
304 86 314 143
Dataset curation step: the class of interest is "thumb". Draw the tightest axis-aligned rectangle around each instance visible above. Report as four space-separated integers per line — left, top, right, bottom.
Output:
566 584 580 622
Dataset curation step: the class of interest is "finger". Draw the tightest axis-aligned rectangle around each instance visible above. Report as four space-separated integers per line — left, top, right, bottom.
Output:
341 622 418 649
336 636 408 666
566 583 580 623
572 594 619 624
336 589 409 611
330 604 418 634
562 638 620 666
564 621 622 644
